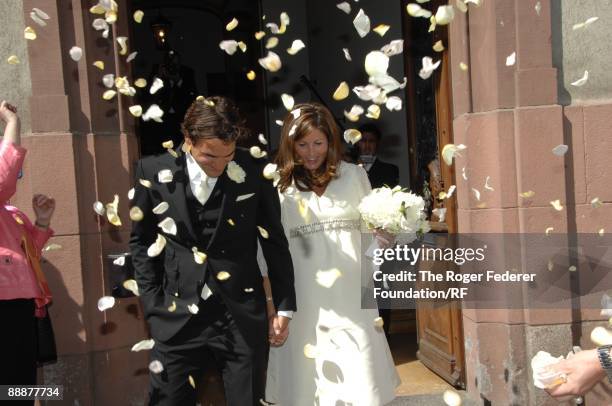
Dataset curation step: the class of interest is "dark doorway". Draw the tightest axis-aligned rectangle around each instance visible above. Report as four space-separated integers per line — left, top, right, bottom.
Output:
129 0 266 156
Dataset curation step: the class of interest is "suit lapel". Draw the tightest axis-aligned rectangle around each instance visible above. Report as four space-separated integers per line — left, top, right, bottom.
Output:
163 154 198 243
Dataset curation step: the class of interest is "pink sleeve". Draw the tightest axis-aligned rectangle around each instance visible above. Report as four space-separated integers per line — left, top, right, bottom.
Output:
0 141 26 202
5 205 54 253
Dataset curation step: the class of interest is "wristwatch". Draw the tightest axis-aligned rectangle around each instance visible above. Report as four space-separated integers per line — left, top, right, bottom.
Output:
597 344 612 383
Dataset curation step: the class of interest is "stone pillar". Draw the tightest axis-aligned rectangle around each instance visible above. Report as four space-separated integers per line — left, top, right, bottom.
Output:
17 1 147 404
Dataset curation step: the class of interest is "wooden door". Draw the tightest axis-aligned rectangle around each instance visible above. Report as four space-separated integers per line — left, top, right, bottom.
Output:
401 0 465 388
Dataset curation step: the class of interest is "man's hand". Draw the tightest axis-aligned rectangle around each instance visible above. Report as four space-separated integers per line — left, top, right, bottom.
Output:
544 349 606 398
32 194 56 227
269 315 290 347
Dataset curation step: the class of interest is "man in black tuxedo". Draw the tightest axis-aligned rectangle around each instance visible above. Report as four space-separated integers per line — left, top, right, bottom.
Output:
130 96 296 405
357 123 399 189
357 124 399 336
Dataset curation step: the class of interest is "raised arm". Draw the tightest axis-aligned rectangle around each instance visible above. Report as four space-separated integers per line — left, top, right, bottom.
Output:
0 101 25 202
0 101 21 146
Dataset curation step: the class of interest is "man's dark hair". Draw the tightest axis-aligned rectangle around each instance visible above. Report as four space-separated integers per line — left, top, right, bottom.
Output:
357 123 382 140
181 95 249 143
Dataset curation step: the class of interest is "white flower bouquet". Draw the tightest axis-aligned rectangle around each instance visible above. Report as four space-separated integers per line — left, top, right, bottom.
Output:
358 185 430 243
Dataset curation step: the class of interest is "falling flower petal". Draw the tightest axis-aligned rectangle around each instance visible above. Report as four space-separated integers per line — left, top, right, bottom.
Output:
447 185 457 198
456 0 468 13
343 129 362 145
258 51 282 72
246 70 256 80
132 9 144 23
281 93 295 110
535 1 542 15
30 12 47 27
550 200 563 211
102 74 115 88
374 317 384 328
226 17 239 31
353 9 371 38
142 104 164 122
333 81 350 101
129 105 143 117
236 193 255 202
373 24 390 36
443 390 462 406
303 343 318 359
265 37 279 49
545 227 554 235
381 40 404 56
591 197 602 208
472 188 481 201
506 52 516 66
419 56 441 79
131 339 154 352
227 218 235 226
435 5 455 25
344 105 364 122
407 4 432 18
353 84 382 101
69 46 83 61
192 247 207 264
366 104 381 119
316 269 342 288
287 39 306 55
139 179 152 188
126 51 138 63
24 27 37 40
187 303 199 314
149 360 164 374
93 60 105 70
255 31 266 40
385 96 402 111
571 71 588 87
147 234 167 257
106 194 122 226
342 48 352 61
129 206 144 221
116 36 128 56
591 326 612 346
520 191 535 198
97 296 116 312
275 120 283 126
573 16 599 30
250 146 267 159
43 243 63 252
433 40 445 52
459 62 469 71
158 217 177 235
217 271 231 281
432 208 447 222
152 202 169 216
93 201 105 216
123 279 139 296
484 176 494 191
150 78 164 95
102 90 117 100
599 228 605 236
188 375 196 389
441 143 467 166
134 78 147 88
552 144 568 156
258 134 268 145
92 18 108 32
220 40 239 55
167 301 177 312
258 226 269 239
157 169 173 183
365 51 390 77
461 167 468 180
337 2 351 14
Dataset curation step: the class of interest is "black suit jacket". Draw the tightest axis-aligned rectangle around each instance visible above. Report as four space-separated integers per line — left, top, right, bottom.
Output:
367 158 399 189
129 148 296 346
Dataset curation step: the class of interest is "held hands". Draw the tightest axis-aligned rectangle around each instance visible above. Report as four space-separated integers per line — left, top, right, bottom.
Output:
544 349 606 399
268 312 290 347
32 194 56 227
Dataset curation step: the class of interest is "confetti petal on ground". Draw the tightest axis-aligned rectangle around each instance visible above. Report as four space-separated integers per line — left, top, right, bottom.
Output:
217 271 231 281
226 17 239 31
123 279 139 296
7 55 20 65
131 339 154 352
571 71 588 87
550 200 563 211
97 296 116 311
573 16 599 30
333 81 350 101
258 226 269 239
149 360 164 374
147 234 167 257
316 269 342 288
506 52 516 66
552 144 568 156
129 206 144 221
373 24 390 36
441 143 466 165
69 46 83 61
344 129 362 145
353 9 371 38
287 39 306 55
337 2 351 14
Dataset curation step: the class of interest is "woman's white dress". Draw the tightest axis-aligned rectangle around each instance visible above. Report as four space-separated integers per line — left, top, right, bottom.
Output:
265 161 400 406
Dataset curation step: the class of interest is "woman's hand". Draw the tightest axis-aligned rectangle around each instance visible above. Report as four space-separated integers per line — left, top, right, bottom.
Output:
32 194 56 227
0 101 18 124
374 228 396 249
544 349 606 398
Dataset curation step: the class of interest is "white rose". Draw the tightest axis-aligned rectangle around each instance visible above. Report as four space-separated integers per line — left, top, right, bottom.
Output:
227 161 246 183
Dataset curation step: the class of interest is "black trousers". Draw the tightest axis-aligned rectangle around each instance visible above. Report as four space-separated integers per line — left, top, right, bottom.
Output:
0 299 37 406
148 296 268 406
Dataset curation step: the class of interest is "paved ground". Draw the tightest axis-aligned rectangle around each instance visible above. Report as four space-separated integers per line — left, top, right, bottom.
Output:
389 393 479 406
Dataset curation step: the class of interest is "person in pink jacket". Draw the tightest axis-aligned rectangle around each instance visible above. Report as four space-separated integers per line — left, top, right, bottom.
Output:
0 101 56 390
